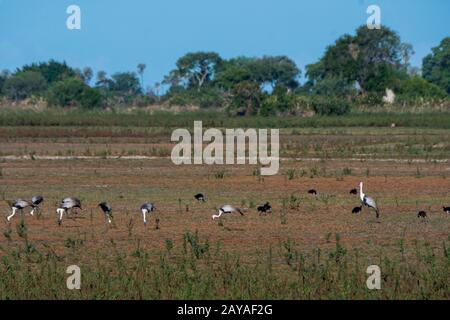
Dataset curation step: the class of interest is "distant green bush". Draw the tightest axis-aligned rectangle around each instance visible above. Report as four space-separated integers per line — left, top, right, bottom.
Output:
3 71 47 101
310 96 351 116
397 76 447 100
47 77 103 108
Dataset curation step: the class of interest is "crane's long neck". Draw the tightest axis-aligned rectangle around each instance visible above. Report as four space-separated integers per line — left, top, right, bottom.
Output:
359 183 365 201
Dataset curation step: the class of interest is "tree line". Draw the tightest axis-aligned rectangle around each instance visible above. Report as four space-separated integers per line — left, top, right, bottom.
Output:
0 25 449 116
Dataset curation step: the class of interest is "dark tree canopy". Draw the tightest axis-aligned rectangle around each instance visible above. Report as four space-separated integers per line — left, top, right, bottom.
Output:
20 60 75 85
306 25 412 94
47 77 102 108
215 56 300 90
423 37 450 94
3 71 47 100
110 72 142 96
164 52 223 90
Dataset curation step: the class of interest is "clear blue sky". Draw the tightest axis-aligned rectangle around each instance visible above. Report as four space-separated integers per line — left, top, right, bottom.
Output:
1 0 449 88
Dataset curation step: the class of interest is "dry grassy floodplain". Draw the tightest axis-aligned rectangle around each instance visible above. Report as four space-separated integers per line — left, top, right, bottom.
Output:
0 125 449 299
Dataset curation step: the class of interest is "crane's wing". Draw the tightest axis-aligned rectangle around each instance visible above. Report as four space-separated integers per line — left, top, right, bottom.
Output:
13 199 30 208
32 195 44 206
363 196 377 209
104 203 112 212
62 197 81 208
141 203 155 211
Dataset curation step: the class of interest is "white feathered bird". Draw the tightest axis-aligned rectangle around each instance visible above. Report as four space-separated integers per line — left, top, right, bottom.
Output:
359 182 380 220
56 197 82 225
212 205 244 220
140 203 156 225
7 199 31 221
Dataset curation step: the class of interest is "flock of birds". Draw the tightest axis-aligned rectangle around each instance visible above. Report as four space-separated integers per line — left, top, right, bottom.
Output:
4 181 450 226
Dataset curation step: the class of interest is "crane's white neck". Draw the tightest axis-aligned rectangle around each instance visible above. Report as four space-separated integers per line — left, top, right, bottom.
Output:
359 182 365 201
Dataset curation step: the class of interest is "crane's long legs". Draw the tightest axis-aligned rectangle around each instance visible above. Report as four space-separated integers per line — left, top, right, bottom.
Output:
57 208 65 225
142 209 148 225
212 210 223 220
7 207 17 221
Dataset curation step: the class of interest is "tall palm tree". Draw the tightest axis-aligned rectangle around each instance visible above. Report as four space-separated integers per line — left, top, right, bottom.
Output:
137 63 146 89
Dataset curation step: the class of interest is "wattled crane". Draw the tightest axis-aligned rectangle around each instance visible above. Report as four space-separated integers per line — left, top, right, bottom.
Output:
7 199 31 221
30 195 44 216
359 182 380 220
212 205 244 220
6 195 44 221
98 202 113 224
140 203 156 225
56 197 82 225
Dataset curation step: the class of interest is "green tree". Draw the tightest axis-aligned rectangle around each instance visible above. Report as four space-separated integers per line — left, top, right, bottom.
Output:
47 77 102 108
164 52 223 90
21 60 75 85
260 85 296 116
423 37 450 94
82 67 93 84
95 70 108 86
229 81 262 116
0 70 10 96
306 25 412 94
137 63 146 89
3 71 47 101
253 56 300 89
216 56 300 90
397 76 446 100
110 72 142 96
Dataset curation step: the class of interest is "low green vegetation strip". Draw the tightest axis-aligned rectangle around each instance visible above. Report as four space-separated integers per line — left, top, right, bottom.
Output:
0 231 449 299
2 110 450 129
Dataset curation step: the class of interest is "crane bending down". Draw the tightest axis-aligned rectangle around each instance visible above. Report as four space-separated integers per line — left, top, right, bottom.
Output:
30 195 44 215
98 202 113 224
56 197 82 225
212 205 244 220
359 182 380 220
7 195 44 221
140 203 156 225
7 199 31 221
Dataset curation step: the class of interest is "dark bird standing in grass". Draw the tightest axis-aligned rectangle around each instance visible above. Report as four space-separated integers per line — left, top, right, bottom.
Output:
352 206 362 214
443 207 450 214
56 197 82 225
417 211 427 219
349 189 358 195
308 189 317 196
194 193 206 202
257 202 272 214
140 203 156 225
98 202 113 224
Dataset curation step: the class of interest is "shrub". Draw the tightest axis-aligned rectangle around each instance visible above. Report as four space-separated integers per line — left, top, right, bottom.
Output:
3 71 47 100
310 96 351 116
47 77 103 108
397 76 447 100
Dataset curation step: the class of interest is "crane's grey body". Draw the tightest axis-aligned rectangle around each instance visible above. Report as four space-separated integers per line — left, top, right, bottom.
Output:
30 195 44 215
212 205 244 220
140 203 156 225
56 197 82 225
359 182 380 219
98 202 113 224
7 199 31 221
